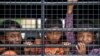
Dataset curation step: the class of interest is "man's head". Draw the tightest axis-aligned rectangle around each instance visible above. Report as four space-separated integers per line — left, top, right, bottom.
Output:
0 20 22 44
2 50 17 56
44 19 63 44
75 20 96 44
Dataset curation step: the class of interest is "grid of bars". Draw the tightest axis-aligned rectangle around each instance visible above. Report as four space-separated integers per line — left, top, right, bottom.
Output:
0 0 100 56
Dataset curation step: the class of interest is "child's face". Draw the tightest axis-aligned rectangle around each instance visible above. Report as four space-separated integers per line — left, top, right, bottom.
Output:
5 32 22 44
46 31 62 44
77 32 94 44
34 39 42 44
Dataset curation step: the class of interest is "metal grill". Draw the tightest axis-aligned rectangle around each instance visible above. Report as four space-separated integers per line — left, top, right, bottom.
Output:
0 0 100 56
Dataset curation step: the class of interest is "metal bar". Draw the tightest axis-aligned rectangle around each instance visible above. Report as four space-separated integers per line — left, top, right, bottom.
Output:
0 2 41 5
0 44 99 48
0 55 99 56
41 0 45 56
0 2 99 5
0 28 100 31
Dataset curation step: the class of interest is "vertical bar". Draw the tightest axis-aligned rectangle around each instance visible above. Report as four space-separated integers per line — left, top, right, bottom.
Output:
41 0 45 56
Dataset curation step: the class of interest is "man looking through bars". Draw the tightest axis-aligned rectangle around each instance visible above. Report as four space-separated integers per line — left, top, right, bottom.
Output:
0 20 24 55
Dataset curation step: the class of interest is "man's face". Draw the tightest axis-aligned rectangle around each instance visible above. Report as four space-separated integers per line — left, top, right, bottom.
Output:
77 32 94 44
5 32 22 44
46 31 62 44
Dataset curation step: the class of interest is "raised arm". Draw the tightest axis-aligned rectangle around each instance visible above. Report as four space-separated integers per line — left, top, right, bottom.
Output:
65 0 78 43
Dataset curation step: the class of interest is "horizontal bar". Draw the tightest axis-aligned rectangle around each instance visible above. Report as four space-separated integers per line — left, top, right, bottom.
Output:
45 2 100 5
0 44 75 48
0 28 99 32
0 44 99 48
0 55 99 56
0 2 99 5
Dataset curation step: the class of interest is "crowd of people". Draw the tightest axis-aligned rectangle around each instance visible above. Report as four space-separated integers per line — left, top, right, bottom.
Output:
0 0 100 56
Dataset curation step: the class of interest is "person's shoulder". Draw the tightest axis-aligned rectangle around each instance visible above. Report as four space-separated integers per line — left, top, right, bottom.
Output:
89 48 100 55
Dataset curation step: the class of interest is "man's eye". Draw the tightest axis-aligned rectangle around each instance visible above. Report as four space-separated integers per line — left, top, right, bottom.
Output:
47 32 51 33
9 34 16 37
78 35 82 38
57 32 62 34
87 35 92 37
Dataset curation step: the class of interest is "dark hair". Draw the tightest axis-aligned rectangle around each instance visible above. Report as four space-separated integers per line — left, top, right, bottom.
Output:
74 20 96 34
60 33 67 42
0 20 22 36
0 20 21 28
25 37 35 42
44 19 62 28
